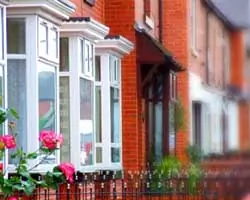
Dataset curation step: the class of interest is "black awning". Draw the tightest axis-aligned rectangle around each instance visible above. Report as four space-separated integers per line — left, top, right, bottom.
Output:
135 27 185 72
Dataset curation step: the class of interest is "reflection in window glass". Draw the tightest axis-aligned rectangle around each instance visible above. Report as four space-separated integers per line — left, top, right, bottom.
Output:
0 8 3 60
59 38 69 72
111 148 120 163
0 66 4 134
7 59 27 164
80 78 93 166
7 18 26 54
169 102 175 154
95 86 101 143
38 63 56 164
154 101 163 162
110 87 120 163
96 147 102 163
51 28 58 58
111 87 120 143
60 77 70 162
95 56 101 81
39 23 48 55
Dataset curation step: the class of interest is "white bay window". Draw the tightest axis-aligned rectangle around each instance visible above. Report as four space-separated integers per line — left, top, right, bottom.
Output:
6 0 75 172
60 18 133 171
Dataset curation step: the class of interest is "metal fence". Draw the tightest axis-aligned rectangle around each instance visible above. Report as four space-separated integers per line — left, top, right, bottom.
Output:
12 170 250 200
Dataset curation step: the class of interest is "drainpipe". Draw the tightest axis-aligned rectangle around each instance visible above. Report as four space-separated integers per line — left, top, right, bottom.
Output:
158 0 163 43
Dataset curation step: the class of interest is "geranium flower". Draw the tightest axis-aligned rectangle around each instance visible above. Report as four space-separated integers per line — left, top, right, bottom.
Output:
0 135 16 149
39 130 63 150
0 163 3 173
8 196 18 200
58 162 75 183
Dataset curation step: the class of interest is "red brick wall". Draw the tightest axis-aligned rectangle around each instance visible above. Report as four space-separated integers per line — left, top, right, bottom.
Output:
230 31 249 150
105 0 142 170
70 0 104 22
162 0 189 162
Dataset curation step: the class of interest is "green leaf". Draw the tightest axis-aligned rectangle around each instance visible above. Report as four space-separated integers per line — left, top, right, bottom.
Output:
22 180 36 196
8 108 19 119
27 152 38 160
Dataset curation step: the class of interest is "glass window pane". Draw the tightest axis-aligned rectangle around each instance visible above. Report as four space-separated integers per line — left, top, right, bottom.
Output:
80 78 94 166
60 77 70 162
95 56 101 81
38 63 56 164
110 87 120 143
7 18 26 54
96 147 102 163
154 101 163 162
111 147 120 163
59 38 69 71
7 59 27 164
39 23 48 55
0 66 4 135
95 86 102 143
50 28 58 58
169 102 175 154
0 8 3 60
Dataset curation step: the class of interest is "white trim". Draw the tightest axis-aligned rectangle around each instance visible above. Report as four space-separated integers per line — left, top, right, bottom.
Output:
96 36 134 58
0 0 8 6
7 0 75 22
61 18 109 41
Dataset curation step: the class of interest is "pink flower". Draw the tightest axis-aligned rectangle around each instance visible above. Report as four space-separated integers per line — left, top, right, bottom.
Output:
8 196 18 200
0 163 3 172
58 162 75 183
39 130 64 150
0 135 16 149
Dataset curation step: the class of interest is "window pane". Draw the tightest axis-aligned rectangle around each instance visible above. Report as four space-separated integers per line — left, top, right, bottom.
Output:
110 87 120 143
80 78 94 166
111 147 120 163
96 147 102 163
169 102 175 154
0 8 3 60
59 38 69 71
39 23 48 55
0 66 4 135
7 59 27 164
95 86 102 143
154 101 163 162
38 63 56 164
95 56 101 81
50 28 58 58
60 77 70 162
7 18 26 54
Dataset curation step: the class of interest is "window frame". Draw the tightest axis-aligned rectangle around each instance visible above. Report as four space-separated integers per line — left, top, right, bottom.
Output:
38 17 59 63
191 0 197 51
7 15 60 172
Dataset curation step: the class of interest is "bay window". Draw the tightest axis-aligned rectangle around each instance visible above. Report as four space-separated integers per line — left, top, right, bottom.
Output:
60 18 133 170
6 15 61 171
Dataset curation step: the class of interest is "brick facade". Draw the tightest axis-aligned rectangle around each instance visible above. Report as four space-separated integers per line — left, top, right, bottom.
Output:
68 0 247 170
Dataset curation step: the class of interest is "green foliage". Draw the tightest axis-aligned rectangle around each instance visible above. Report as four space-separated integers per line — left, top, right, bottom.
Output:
175 99 185 132
155 156 181 176
186 144 204 164
0 108 70 198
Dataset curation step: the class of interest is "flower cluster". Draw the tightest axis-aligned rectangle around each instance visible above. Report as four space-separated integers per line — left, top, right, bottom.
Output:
39 130 64 150
0 109 76 199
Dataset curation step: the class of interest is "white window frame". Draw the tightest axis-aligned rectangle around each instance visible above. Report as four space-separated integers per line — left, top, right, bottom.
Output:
7 15 60 173
38 17 59 63
169 71 177 101
191 0 197 51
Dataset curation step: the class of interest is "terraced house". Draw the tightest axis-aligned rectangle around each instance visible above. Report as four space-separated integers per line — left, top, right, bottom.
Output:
1 0 250 175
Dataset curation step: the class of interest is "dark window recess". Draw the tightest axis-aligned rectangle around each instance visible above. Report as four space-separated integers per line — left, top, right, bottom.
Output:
84 0 96 6
192 102 202 149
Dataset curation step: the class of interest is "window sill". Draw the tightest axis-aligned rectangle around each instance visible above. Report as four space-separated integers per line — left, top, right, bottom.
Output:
144 15 155 30
79 164 122 173
191 48 199 58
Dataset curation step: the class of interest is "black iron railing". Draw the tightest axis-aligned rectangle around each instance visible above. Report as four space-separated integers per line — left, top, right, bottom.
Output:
10 170 250 199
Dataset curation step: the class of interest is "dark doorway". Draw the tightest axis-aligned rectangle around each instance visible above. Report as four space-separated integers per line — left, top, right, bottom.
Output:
192 102 202 148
